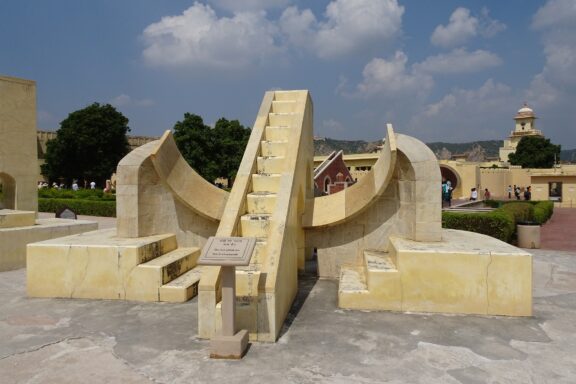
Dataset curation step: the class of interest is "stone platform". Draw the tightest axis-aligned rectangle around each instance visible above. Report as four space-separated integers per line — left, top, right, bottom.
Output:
27 228 204 302
0 211 98 271
339 229 532 316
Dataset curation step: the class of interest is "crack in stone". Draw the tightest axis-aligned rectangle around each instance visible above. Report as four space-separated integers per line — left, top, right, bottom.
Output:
0 336 85 361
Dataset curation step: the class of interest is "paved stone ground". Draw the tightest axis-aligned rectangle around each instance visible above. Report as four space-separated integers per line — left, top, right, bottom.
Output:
1 247 575 383
38 212 116 230
541 208 576 251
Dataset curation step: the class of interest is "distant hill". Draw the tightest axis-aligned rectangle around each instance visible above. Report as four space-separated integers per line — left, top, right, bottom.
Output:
314 137 576 163
313 137 381 155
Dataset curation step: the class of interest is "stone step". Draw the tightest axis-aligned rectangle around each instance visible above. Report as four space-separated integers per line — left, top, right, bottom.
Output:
246 191 277 214
338 265 368 293
274 91 300 101
237 239 267 270
143 247 201 283
159 267 203 303
363 250 399 290
235 270 262 297
252 173 281 193
0 209 35 228
268 112 294 126
125 247 200 301
130 234 179 265
260 140 287 157
265 126 291 141
257 156 284 174
240 214 271 238
271 100 296 113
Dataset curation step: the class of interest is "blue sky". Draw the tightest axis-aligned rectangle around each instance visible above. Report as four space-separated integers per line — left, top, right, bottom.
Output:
1 0 575 149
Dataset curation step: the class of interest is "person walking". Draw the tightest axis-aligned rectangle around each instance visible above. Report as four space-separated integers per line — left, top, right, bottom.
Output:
470 188 478 201
507 185 512 199
484 188 491 200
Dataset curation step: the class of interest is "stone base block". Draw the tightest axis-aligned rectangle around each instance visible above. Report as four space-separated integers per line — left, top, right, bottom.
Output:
0 209 36 228
209 329 249 359
26 229 178 300
338 229 533 317
0 217 97 271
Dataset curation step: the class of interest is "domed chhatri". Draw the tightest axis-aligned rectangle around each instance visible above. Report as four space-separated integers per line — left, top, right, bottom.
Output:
515 102 536 119
499 102 543 162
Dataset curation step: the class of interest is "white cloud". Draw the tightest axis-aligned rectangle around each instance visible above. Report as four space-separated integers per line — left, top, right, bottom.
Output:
431 8 478 48
352 51 433 97
208 0 290 12
414 48 502 74
527 0 576 106
423 79 511 117
280 0 404 58
431 7 505 48
409 79 515 142
532 0 576 29
141 3 281 70
110 94 154 108
478 7 507 38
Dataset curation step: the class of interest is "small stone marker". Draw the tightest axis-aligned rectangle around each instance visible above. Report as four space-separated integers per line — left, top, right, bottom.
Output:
55 207 77 220
197 236 256 359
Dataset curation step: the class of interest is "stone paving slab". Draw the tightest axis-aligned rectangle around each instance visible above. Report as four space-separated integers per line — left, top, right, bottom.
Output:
1 249 575 383
541 208 576 252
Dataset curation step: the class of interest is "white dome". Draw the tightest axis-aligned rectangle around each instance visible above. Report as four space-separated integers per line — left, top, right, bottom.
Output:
518 106 533 113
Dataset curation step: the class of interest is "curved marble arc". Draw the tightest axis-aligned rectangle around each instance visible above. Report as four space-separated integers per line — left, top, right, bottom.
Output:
150 130 229 221
303 124 397 228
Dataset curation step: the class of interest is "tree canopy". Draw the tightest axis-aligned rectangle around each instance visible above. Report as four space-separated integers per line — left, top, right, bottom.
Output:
41 103 130 186
508 136 561 168
173 113 251 186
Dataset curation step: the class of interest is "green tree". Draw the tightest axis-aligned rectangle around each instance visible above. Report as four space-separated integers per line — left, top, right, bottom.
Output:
173 113 251 186
508 136 561 168
213 117 252 185
41 103 130 186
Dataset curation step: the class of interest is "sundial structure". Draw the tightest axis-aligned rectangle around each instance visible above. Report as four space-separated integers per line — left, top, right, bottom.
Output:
27 90 532 345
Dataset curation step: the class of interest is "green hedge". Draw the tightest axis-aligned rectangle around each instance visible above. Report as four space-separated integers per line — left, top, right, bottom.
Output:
442 200 555 243
39 198 116 217
39 188 115 201
533 201 554 224
442 210 515 242
500 202 534 223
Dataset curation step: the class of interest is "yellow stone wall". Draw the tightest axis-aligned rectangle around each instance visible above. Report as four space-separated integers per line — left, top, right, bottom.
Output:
0 75 38 211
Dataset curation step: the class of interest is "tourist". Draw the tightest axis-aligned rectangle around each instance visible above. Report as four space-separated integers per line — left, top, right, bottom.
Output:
470 187 478 201
507 185 512 199
524 186 532 201
442 180 453 207
484 188 491 200
72 180 79 191
515 186 521 200
90 181 96 189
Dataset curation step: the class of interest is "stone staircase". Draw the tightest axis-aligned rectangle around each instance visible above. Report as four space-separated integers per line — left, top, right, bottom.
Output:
126 244 203 302
28 229 204 303
230 96 297 336
338 249 402 311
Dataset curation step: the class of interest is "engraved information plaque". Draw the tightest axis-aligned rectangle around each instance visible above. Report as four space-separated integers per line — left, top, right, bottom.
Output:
197 237 256 267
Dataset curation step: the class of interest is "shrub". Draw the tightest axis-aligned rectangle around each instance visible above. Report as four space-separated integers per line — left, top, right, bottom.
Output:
39 198 116 217
533 201 554 224
500 202 534 223
442 210 515 242
38 188 115 201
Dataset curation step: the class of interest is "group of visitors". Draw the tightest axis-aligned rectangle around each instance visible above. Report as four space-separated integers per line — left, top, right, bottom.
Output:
510 184 531 201
442 181 533 207
37 180 97 190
